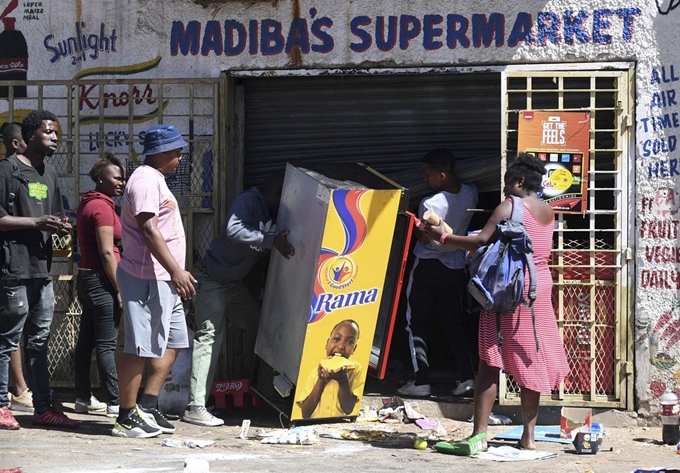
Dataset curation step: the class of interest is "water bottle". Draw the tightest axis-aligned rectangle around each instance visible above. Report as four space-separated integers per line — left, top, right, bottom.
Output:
660 388 680 445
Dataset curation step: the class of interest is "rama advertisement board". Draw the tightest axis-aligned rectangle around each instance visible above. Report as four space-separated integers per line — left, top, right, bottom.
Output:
292 188 401 421
517 110 591 214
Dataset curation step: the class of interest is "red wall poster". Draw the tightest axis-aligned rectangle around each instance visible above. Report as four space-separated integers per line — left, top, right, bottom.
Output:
517 110 591 214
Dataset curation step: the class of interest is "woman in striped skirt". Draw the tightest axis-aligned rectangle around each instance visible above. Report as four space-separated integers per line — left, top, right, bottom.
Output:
423 153 569 450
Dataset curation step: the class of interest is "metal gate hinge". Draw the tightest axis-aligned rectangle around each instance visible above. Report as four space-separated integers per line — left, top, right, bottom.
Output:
623 114 633 128
623 247 633 261
622 361 633 375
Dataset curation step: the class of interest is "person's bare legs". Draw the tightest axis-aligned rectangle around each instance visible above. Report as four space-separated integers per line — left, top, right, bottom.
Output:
519 386 540 450
470 359 500 449
143 348 179 398
9 350 28 396
117 353 146 410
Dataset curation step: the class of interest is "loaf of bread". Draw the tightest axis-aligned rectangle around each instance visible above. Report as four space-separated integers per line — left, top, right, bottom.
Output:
320 354 355 373
422 210 453 234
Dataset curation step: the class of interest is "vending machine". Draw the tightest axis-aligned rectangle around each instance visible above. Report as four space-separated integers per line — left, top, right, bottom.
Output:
252 162 411 422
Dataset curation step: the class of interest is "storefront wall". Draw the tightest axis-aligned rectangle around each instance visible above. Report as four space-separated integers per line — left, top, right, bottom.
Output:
5 0 679 416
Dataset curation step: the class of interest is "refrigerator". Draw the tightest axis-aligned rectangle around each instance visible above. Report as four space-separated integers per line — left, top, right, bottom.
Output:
252 162 412 422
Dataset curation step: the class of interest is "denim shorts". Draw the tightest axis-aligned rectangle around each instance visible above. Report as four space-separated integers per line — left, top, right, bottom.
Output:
117 268 188 358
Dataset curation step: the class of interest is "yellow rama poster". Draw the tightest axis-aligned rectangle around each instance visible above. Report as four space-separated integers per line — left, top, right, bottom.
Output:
517 110 591 214
292 188 400 421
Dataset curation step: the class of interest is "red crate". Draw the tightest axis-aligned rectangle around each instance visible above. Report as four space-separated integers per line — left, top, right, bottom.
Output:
209 378 264 408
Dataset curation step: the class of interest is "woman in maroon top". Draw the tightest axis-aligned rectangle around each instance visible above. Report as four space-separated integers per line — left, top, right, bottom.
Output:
74 152 125 416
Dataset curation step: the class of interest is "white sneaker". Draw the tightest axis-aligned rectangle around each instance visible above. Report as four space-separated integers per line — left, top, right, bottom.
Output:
75 395 107 413
396 380 431 397
182 405 224 426
9 389 34 412
452 379 475 396
106 405 119 417
111 408 162 438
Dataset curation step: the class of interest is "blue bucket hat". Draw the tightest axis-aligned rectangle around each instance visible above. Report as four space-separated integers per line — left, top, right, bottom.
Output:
142 125 188 156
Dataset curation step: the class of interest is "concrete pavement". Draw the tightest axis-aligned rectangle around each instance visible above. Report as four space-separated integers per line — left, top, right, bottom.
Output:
1 386 678 473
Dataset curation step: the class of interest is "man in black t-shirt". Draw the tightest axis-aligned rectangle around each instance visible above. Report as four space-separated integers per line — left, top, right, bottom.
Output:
0 110 79 430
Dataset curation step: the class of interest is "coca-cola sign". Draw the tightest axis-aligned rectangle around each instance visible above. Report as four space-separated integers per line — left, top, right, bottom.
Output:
213 381 244 393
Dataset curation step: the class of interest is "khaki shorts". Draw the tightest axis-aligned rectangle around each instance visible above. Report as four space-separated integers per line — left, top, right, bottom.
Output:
117 268 189 358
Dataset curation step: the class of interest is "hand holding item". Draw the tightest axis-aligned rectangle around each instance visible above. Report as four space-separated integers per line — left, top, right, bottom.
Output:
34 215 64 232
58 216 72 236
422 210 453 234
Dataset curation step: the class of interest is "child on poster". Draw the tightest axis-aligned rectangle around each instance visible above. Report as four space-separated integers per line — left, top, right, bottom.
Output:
296 320 364 419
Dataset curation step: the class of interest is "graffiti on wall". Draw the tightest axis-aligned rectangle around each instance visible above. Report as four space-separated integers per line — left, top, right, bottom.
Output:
0 0 26 97
657 0 680 15
43 22 117 65
170 7 642 58
22 1 43 21
638 299 680 399
642 65 680 179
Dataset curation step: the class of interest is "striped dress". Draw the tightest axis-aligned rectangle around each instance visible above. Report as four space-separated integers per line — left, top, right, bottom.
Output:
478 201 569 393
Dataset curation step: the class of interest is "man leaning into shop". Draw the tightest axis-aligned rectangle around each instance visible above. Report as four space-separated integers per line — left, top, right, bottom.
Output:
182 173 294 426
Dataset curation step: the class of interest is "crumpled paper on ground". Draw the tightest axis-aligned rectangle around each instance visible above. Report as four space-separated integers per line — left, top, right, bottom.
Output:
475 445 558 462
260 426 318 445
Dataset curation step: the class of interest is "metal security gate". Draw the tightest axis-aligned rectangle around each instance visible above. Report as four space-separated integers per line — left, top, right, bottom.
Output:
0 78 224 386
500 65 635 409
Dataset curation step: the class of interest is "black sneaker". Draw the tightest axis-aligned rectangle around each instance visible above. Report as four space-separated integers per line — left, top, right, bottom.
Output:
111 407 162 438
138 405 175 434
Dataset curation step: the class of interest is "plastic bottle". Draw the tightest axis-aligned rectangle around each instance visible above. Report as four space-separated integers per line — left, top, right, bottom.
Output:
660 388 680 445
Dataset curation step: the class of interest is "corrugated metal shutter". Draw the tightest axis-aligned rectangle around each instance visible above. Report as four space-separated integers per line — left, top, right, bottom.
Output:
242 73 501 198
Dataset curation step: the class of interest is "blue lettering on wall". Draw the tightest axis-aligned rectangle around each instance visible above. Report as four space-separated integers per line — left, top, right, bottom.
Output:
616 8 639 42
399 15 421 50
201 21 223 56
563 11 590 44
44 22 117 64
651 66 680 85
261 19 285 55
648 158 680 178
249 20 259 55
376 16 397 52
507 12 533 47
472 13 504 48
225 20 247 56
422 14 443 50
170 21 200 56
592 9 614 44
285 18 310 54
350 16 372 53
88 130 130 152
168 7 641 57
311 16 334 53
446 14 470 48
537 11 560 46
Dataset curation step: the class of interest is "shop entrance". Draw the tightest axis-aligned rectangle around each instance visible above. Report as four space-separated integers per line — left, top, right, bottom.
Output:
501 66 635 409
230 65 634 409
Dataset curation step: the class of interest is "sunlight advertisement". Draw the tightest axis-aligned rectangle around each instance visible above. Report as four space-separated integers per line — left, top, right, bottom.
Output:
517 110 591 214
291 188 401 421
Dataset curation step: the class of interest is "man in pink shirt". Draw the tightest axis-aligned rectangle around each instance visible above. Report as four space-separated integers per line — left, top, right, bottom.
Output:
113 125 197 439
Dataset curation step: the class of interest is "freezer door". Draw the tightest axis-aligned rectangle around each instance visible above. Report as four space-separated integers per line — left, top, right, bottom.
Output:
369 211 415 379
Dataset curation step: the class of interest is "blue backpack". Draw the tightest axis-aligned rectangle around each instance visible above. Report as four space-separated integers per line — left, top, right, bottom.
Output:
467 195 539 352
